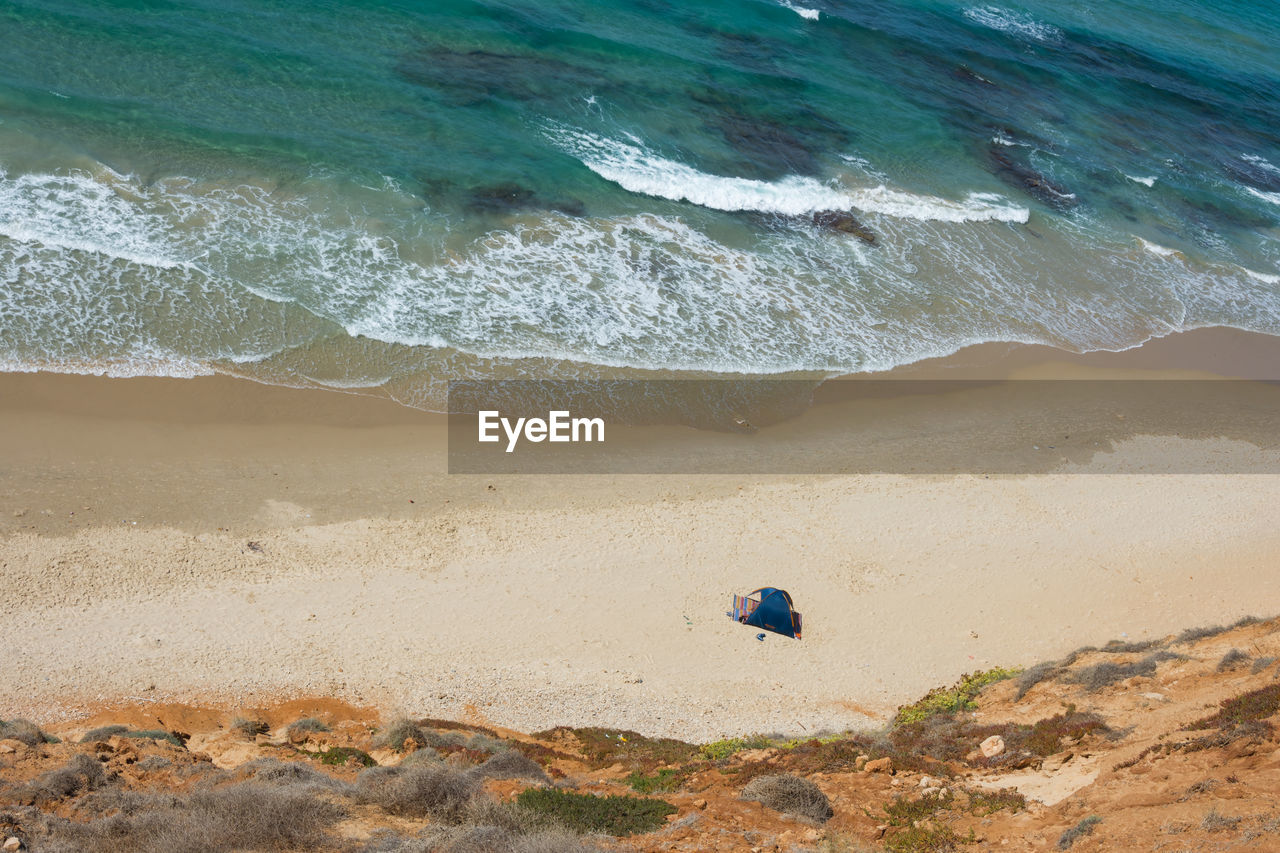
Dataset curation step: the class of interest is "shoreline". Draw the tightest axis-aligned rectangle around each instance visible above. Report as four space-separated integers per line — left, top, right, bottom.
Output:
3 326 1280 739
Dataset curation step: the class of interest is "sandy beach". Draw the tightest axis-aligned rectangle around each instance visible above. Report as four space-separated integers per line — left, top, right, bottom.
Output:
3 328 1280 740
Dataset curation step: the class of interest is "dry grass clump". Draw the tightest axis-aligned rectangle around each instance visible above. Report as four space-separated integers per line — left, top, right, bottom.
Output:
354 765 481 821
0 719 52 746
80 724 130 743
375 718 431 751
241 758 349 790
1013 662 1062 701
1217 648 1251 672
469 750 549 782
1251 656 1277 675
1201 807 1242 832
1057 815 1101 849
231 716 270 738
22 754 107 803
1068 652 1180 692
741 774 833 823
425 825 605 853
27 781 346 853
286 717 331 737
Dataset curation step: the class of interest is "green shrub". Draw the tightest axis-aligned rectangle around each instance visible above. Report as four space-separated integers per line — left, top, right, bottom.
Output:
626 767 685 793
885 823 970 852
81 724 130 743
883 792 953 827
699 734 774 760
514 788 676 836
967 788 1025 815
894 669 1020 726
316 746 376 767
121 730 185 748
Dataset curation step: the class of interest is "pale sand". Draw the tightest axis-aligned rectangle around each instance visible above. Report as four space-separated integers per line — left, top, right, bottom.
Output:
3 328 1280 740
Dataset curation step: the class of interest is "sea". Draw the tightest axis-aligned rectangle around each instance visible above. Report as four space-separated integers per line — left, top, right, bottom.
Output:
1 0 1278 409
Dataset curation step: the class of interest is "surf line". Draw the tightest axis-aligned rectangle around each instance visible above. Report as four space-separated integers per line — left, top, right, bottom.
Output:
478 410 605 452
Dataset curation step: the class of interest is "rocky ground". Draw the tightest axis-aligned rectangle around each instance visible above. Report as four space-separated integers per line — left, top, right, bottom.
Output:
2 616 1279 852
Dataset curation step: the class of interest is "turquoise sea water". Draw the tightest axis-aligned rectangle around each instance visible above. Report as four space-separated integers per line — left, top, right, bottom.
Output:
1 0 1278 406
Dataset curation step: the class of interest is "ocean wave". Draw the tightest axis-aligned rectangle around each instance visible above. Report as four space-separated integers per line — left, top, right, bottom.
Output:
3 156 1278 389
964 5 1062 43
544 124 1028 222
1137 237 1179 257
1240 267 1280 285
1242 185 1280 206
1124 174 1156 187
1242 153 1280 175
777 1 819 20
0 168 191 270
847 188 1028 224
0 353 215 379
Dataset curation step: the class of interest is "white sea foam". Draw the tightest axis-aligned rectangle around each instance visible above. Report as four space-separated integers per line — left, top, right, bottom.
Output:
848 187 1029 224
1240 267 1280 285
1242 153 1280 174
1124 174 1156 187
3 154 1279 389
0 168 190 269
1242 185 1280 206
545 124 1028 222
1137 237 1178 257
777 1 820 20
964 5 1062 43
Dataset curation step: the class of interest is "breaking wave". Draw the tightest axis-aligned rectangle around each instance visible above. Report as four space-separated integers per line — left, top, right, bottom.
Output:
545 124 1029 223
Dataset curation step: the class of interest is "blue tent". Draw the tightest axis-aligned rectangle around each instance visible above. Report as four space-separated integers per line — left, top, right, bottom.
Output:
729 588 803 639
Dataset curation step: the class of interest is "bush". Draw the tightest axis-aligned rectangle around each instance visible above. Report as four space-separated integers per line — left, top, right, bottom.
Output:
25 754 107 802
287 717 330 738
885 824 969 852
1174 624 1228 645
355 765 480 822
1013 663 1060 701
81 724 131 743
514 788 676 836
625 768 684 793
894 669 1020 725
741 774 833 823
1068 652 1179 692
1217 649 1250 672
317 747 377 767
1252 656 1277 675
469 750 549 783
0 719 51 746
426 824 605 853
375 718 429 751
699 734 774 760
1188 684 1280 731
241 758 348 790
43 782 346 853
1057 816 1100 850
124 729 186 748
231 716 270 738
